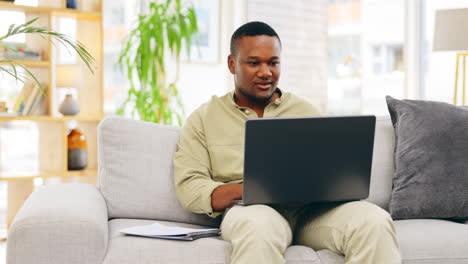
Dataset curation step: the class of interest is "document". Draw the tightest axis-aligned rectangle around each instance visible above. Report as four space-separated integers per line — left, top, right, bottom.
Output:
120 222 221 241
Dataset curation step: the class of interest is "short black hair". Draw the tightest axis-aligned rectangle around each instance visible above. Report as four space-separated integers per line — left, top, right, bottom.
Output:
230 21 281 56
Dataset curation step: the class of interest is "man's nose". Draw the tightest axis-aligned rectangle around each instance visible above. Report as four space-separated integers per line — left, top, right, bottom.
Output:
257 63 272 78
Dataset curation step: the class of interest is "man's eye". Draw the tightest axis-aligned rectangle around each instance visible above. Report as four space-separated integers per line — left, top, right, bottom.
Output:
248 61 258 65
271 61 280 66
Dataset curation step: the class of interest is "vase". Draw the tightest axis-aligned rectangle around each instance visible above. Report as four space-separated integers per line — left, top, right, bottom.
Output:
59 94 80 116
68 128 87 170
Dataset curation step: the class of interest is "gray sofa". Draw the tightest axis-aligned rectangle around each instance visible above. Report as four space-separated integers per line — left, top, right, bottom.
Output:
7 116 468 264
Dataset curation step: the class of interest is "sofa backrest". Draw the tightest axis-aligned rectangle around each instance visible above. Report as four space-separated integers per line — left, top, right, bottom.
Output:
98 116 396 227
365 116 395 211
98 116 221 227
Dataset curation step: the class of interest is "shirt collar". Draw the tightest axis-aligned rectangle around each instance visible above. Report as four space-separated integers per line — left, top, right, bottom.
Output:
229 88 284 109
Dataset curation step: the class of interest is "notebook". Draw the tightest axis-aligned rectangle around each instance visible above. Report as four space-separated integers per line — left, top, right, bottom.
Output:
120 222 220 241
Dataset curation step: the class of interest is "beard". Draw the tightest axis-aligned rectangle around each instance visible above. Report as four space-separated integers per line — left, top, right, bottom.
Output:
238 87 276 104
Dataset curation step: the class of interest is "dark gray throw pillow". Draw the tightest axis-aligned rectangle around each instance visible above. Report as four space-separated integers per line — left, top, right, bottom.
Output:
386 96 468 220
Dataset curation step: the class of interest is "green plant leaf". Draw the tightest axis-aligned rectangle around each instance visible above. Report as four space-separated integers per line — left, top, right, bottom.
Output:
0 60 46 93
118 0 198 125
0 17 95 92
1 18 95 74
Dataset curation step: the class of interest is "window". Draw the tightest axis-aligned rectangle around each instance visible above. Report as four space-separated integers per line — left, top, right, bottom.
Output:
327 0 405 115
102 0 137 116
328 0 468 115
371 44 404 74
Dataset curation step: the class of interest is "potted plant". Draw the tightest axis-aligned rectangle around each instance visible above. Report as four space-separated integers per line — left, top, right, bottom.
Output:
0 17 94 89
118 0 198 125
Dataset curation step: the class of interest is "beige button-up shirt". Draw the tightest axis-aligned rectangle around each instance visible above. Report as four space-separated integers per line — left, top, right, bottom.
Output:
173 90 321 217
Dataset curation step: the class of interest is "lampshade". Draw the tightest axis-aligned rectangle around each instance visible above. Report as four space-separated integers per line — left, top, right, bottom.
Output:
433 8 468 51
56 64 80 88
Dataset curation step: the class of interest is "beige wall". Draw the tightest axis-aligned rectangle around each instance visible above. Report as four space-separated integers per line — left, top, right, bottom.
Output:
247 0 328 112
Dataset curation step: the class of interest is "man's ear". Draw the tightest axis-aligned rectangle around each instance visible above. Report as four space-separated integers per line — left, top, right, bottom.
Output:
228 55 235 74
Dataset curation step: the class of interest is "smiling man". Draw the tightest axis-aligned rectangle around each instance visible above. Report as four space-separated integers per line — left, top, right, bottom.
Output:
228 31 281 116
174 21 401 264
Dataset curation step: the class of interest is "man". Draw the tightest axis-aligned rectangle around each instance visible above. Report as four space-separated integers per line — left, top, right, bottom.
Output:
174 21 401 264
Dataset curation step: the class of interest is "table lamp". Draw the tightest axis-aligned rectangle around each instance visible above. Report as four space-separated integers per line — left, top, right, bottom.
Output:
433 8 468 105
56 64 80 115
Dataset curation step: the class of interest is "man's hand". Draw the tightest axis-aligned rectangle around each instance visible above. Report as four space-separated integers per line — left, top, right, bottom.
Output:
211 183 243 211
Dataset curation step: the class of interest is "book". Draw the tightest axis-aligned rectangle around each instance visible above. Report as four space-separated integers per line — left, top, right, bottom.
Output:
12 87 25 112
119 222 221 241
27 87 46 115
22 83 43 116
31 95 47 116
20 82 37 115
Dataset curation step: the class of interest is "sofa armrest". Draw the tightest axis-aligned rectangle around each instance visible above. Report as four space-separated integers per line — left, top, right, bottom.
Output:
7 184 108 264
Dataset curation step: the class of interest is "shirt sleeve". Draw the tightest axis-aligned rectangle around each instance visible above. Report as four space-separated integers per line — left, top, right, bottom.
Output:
173 110 225 218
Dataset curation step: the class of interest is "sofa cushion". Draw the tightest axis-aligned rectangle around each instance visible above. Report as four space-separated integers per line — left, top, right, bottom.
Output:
98 116 220 227
386 96 468 219
103 218 321 264
395 219 468 264
365 116 395 211
103 219 468 264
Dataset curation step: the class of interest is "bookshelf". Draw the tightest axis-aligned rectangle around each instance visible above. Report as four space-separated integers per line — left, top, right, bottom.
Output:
0 60 50 68
0 0 103 237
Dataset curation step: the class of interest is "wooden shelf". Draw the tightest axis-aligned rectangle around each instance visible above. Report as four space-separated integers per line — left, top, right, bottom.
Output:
51 10 101 20
0 2 101 20
0 228 6 241
0 116 102 122
0 0 103 239
0 168 98 181
64 169 99 177
0 60 50 68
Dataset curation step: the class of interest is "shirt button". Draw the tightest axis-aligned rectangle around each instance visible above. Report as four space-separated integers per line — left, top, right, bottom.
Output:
274 98 281 105
245 110 250 114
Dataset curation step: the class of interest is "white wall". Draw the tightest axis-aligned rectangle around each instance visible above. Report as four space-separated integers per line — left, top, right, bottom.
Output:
177 0 248 117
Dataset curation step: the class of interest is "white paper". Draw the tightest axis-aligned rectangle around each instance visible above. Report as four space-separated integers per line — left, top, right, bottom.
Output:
120 222 220 240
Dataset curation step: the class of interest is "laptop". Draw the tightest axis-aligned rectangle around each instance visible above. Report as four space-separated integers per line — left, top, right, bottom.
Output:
236 115 376 206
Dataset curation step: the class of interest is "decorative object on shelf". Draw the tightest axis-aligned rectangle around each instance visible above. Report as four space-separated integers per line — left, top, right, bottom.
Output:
0 101 7 112
59 94 80 116
57 65 81 116
1 42 42 61
433 8 468 106
0 101 16 116
66 0 77 9
67 128 87 170
118 0 199 125
0 17 94 91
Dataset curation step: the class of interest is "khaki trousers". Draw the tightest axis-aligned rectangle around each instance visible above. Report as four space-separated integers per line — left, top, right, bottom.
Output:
220 201 401 264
